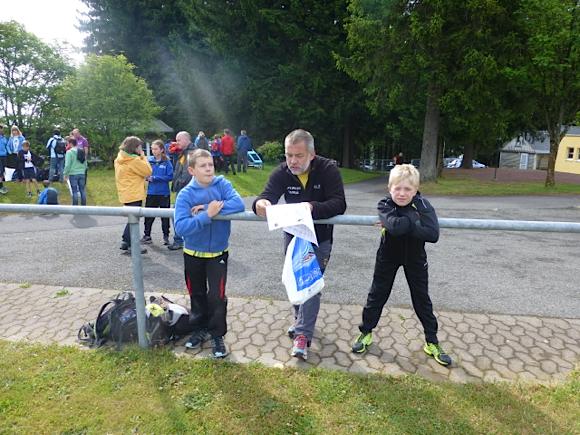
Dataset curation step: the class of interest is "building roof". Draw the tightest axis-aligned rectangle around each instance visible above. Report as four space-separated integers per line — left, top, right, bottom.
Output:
503 127 580 154
502 136 537 153
148 119 174 133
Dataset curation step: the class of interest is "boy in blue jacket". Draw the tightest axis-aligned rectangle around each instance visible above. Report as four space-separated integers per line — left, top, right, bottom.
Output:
142 140 174 245
174 149 245 358
352 164 452 366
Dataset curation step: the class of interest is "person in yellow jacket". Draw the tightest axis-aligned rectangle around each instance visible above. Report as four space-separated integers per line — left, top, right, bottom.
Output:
114 136 152 254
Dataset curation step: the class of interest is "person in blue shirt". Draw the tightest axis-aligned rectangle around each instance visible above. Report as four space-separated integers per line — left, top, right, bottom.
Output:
0 125 9 194
9 125 25 182
141 140 174 245
236 130 252 173
174 148 244 358
37 180 59 205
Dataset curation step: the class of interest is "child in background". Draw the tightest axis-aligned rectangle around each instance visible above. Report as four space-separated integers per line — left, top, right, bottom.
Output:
351 164 452 366
174 149 244 358
17 141 41 198
210 134 222 173
142 139 174 245
37 180 59 205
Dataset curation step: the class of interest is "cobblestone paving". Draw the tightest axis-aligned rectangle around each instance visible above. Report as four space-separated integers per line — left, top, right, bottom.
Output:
1 283 578 384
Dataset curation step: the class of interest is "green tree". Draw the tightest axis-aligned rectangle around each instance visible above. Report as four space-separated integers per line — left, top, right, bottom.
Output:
80 0 373 164
512 0 580 187
0 21 72 131
56 54 160 165
340 0 526 179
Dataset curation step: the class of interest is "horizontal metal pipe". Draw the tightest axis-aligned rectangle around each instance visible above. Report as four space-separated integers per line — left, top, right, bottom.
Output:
1 204 579 233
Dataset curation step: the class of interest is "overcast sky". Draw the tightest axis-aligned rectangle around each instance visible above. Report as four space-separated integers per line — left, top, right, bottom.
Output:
2 0 89 64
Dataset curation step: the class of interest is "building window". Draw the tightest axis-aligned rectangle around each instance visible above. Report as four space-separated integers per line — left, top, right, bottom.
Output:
567 147 574 159
577 148 580 161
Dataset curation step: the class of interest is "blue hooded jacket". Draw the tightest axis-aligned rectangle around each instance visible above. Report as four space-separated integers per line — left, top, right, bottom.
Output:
0 135 8 157
147 156 173 196
174 175 244 253
236 134 252 153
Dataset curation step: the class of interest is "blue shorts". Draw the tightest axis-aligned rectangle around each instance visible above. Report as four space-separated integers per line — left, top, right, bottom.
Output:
22 167 36 180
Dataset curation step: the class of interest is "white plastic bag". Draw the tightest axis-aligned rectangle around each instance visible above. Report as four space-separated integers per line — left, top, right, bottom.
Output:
282 236 325 305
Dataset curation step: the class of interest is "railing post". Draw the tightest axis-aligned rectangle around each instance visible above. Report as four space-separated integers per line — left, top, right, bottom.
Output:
128 213 148 348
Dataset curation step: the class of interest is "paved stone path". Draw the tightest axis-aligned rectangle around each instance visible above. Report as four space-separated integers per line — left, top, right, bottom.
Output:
1 282 578 384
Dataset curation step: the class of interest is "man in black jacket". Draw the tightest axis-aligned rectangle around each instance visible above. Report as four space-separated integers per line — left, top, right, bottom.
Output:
168 130 196 250
253 129 346 360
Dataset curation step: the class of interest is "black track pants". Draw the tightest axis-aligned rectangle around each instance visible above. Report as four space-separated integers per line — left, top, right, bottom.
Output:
144 194 170 237
359 242 439 343
184 252 228 338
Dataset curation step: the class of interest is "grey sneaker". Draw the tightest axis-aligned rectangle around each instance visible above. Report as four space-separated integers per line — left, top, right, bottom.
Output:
167 242 183 251
140 235 152 244
0 187 7 194
185 329 211 349
120 242 129 251
211 336 228 358
163 235 170 245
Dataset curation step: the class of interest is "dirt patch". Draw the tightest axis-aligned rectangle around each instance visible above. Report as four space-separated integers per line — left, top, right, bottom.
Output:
442 168 580 184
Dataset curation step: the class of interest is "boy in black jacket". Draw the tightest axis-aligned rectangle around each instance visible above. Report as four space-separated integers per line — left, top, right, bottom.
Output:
352 164 452 366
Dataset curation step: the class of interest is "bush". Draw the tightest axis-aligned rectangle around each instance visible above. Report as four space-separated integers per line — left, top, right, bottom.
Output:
257 141 284 163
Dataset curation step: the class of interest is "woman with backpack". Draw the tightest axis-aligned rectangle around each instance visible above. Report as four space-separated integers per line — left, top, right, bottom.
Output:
63 137 88 205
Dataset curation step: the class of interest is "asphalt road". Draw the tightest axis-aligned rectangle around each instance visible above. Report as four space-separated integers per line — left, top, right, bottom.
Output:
1 176 579 318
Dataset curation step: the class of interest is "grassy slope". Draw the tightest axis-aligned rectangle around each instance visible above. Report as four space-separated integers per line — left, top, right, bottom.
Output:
0 341 578 434
2 166 580 206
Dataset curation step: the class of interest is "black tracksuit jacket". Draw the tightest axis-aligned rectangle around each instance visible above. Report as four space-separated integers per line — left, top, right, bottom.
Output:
378 192 439 263
252 155 346 243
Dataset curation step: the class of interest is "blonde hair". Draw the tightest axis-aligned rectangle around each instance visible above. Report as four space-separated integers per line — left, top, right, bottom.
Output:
188 148 212 168
388 164 420 189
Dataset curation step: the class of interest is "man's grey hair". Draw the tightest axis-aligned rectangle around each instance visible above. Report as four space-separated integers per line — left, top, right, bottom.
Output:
241 129 247 135
176 131 191 141
285 129 315 153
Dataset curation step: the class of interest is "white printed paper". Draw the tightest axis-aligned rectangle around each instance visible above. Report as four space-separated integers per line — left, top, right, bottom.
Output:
265 203 318 245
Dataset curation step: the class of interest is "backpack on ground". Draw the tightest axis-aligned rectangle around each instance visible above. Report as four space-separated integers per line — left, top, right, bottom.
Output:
53 138 66 157
78 292 138 348
147 295 196 340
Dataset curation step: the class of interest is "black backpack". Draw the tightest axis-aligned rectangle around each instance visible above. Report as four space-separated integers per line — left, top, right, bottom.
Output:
77 148 86 163
78 292 138 348
147 295 196 340
53 138 66 156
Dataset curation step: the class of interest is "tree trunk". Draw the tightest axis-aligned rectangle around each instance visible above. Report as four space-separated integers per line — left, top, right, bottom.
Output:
342 115 352 168
461 143 474 169
419 82 440 182
545 125 564 187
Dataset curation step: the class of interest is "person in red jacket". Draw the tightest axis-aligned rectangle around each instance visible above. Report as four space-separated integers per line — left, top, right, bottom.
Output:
220 129 236 175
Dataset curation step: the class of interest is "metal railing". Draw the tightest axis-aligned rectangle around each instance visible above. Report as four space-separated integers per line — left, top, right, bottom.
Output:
2 203 580 348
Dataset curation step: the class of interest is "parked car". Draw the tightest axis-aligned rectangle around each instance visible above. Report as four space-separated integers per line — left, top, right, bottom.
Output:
410 159 420 168
446 155 486 168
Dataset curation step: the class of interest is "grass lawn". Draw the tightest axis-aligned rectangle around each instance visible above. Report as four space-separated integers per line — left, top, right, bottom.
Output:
2 165 579 207
420 176 580 196
0 341 578 434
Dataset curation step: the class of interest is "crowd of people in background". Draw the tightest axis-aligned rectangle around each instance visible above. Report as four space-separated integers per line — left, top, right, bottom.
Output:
0 123 254 208
0 124 91 206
